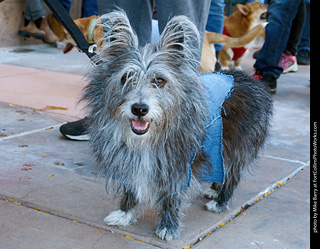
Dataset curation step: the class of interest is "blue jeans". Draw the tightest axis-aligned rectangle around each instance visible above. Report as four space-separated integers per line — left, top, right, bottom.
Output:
298 0 310 51
205 0 225 52
25 0 45 20
254 0 302 79
59 0 98 18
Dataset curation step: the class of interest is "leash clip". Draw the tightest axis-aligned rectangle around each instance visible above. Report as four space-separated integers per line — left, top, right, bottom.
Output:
77 44 99 66
88 44 97 53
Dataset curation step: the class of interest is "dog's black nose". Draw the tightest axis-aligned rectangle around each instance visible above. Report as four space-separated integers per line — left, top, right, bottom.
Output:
131 103 149 117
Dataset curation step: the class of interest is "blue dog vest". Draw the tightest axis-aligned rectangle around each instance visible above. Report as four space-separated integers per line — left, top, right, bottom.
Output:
188 72 234 186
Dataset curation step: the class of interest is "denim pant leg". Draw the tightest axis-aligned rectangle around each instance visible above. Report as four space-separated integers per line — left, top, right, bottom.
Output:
205 0 225 52
254 0 302 79
298 0 310 51
97 0 154 46
286 0 305 55
24 0 45 20
58 0 71 13
82 0 99 18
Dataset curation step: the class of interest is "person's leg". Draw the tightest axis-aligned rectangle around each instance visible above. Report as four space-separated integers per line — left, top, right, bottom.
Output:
254 0 302 79
205 0 225 52
22 0 58 44
24 0 45 21
19 0 46 39
297 0 310 51
297 0 310 65
278 0 305 73
285 0 305 55
58 0 72 13
97 0 153 46
81 0 99 18
155 0 211 61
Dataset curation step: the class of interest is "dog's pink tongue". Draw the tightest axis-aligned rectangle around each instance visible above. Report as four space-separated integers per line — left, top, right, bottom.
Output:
132 119 149 131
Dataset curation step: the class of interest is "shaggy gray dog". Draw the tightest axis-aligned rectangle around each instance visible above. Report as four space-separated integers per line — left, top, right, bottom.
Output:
82 10 273 241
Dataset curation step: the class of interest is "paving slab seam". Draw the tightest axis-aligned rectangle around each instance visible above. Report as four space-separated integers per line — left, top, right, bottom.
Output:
263 154 307 166
0 122 66 142
182 162 310 249
0 196 166 249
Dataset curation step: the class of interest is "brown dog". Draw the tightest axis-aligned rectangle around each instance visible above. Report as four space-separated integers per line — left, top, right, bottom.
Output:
200 22 266 73
218 1 268 70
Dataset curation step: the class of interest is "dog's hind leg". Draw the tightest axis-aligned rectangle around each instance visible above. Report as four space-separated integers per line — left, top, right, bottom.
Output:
219 46 232 70
205 162 242 212
104 189 138 226
155 194 182 241
234 58 243 70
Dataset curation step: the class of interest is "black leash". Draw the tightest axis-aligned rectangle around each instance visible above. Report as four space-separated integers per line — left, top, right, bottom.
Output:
43 0 97 61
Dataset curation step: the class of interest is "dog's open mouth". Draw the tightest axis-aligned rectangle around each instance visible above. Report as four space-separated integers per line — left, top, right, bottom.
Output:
130 119 150 135
260 12 267 20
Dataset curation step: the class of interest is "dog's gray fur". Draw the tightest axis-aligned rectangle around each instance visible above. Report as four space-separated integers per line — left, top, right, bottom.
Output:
82 10 273 241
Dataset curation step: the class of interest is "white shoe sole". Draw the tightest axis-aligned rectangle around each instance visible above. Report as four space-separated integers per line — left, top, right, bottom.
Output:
283 61 298 73
64 134 90 141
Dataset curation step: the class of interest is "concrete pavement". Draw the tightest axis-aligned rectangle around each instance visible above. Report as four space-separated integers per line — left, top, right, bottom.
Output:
0 44 311 248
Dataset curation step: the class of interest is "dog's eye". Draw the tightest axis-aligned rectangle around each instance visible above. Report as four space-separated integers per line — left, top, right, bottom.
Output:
121 73 133 85
120 74 127 85
152 77 166 87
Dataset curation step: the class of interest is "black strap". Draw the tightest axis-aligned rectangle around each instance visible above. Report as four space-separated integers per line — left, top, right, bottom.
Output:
43 0 96 60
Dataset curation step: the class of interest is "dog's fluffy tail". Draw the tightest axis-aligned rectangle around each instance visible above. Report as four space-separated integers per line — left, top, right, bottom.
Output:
204 22 267 48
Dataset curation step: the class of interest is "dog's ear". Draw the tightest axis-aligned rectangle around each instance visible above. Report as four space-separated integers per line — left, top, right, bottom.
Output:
236 4 252 16
157 16 200 59
96 10 138 56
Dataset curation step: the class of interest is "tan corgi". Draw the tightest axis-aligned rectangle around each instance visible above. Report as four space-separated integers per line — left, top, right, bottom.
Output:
200 22 266 73
218 1 268 70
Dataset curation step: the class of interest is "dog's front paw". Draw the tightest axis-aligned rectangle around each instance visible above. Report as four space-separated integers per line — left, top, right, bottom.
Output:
155 225 180 241
205 200 229 213
104 209 137 226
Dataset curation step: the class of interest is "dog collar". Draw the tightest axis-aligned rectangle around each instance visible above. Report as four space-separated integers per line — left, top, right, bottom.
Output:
88 17 97 45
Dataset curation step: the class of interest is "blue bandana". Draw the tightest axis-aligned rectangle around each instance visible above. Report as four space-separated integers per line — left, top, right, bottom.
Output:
188 72 234 185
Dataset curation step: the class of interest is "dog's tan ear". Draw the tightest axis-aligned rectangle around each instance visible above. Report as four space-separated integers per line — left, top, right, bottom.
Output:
236 4 252 16
157 15 200 59
97 10 138 51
